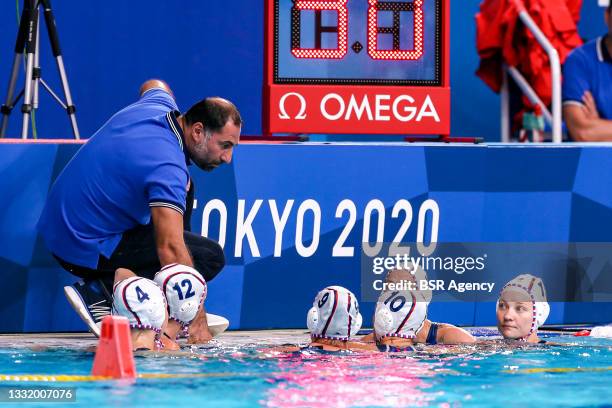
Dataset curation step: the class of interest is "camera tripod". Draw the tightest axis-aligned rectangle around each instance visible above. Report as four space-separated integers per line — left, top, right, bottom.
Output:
0 0 79 139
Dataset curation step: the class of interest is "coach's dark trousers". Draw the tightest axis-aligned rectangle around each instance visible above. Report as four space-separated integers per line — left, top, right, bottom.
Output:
54 181 225 290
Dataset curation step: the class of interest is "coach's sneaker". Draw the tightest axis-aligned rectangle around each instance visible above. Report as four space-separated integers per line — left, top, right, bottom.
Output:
63 280 112 337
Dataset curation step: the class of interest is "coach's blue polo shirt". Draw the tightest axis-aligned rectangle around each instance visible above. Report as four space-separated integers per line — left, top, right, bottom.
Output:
37 88 190 269
562 35 612 119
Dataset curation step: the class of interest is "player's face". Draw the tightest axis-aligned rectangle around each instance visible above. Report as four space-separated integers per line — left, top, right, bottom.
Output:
189 121 240 171
496 294 533 339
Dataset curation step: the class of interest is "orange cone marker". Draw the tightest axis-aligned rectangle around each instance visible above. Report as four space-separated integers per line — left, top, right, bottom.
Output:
91 316 136 379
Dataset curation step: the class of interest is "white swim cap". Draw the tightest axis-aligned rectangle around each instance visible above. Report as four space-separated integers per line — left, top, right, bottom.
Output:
374 290 428 340
307 286 362 340
499 274 550 338
154 264 207 326
112 277 166 333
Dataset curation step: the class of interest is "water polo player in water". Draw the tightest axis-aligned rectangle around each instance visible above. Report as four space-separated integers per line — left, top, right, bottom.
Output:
496 274 550 343
306 286 376 351
113 268 168 351
364 268 475 349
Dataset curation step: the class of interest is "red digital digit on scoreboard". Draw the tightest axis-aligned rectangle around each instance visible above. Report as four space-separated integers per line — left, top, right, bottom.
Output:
263 0 450 135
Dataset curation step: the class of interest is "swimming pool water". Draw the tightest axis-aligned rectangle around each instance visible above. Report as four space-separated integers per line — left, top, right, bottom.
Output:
0 333 610 407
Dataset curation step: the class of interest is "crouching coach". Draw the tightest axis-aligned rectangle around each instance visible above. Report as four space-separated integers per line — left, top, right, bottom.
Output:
38 79 241 343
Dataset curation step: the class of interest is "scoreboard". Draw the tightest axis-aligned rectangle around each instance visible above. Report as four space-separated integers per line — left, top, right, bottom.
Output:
264 0 450 135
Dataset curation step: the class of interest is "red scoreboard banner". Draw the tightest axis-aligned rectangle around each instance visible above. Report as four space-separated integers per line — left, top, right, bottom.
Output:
264 0 450 135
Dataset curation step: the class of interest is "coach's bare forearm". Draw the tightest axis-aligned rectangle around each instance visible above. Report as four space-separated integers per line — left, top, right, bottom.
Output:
156 242 193 268
564 105 612 141
151 206 192 267
569 117 612 141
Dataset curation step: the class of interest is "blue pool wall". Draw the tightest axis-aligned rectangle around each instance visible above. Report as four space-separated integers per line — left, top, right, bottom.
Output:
1 142 612 332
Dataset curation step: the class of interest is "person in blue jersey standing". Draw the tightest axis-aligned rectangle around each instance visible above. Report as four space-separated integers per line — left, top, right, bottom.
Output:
562 4 612 140
38 79 241 343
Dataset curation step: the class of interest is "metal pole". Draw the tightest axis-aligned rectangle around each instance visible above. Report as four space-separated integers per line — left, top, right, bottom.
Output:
42 0 79 138
20 3 38 139
516 9 562 143
32 9 41 111
0 57 22 138
2 0 79 139
55 56 79 138
501 67 510 143
506 65 553 125
0 0 31 137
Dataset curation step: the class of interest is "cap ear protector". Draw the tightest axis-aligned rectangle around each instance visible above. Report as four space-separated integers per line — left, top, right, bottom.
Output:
306 306 319 332
374 290 428 340
498 274 549 340
154 264 207 326
307 286 362 340
534 301 550 329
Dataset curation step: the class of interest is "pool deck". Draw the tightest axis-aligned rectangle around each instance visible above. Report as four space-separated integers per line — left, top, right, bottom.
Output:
0 326 586 349
0 330 314 349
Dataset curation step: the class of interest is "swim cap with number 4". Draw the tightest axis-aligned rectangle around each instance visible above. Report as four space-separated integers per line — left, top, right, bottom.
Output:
154 264 207 325
112 277 166 332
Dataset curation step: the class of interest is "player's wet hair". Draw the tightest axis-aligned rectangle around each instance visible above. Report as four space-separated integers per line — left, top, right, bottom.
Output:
184 97 242 133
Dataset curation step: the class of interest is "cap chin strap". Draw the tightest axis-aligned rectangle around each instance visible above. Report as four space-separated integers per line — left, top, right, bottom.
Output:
181 324 190 339
520 302 550 341
377 318 425 341
130 323 162 333
311 333 350 341
512 299 537 342
130 324 163 349
166 316 191 340
526 301 538 341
